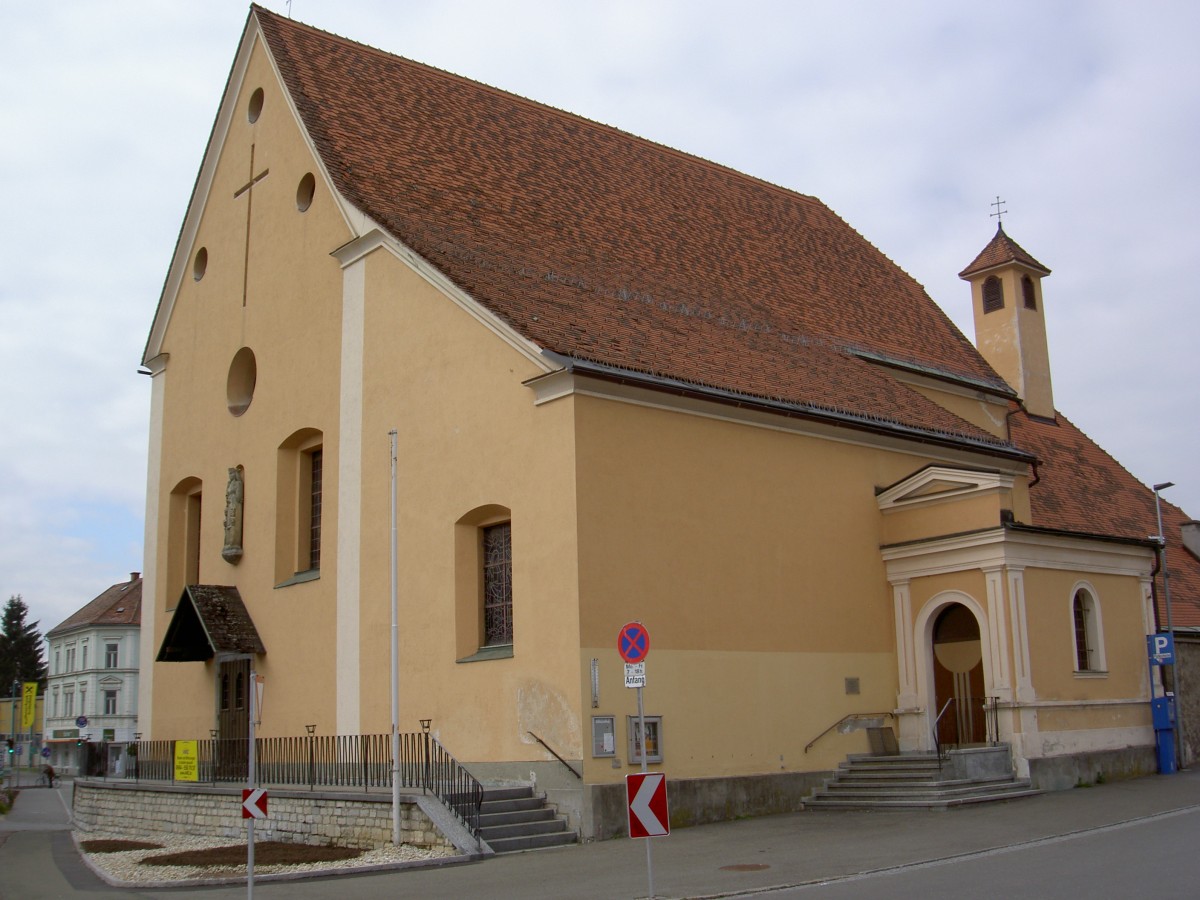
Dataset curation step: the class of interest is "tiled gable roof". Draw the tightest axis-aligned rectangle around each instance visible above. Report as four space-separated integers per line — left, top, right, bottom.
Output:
47 576 141 637
1009 412 1200 627
156 585 265 662
252 7 1014 450
958 225 1051 279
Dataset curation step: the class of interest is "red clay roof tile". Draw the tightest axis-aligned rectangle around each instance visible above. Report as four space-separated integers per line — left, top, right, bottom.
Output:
253 7 1010 447
959 225 1051 279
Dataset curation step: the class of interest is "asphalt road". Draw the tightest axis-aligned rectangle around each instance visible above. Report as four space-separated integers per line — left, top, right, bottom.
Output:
5 770 1200 899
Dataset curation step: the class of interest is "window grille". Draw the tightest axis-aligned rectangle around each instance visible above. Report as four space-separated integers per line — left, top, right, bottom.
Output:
483 522 513 646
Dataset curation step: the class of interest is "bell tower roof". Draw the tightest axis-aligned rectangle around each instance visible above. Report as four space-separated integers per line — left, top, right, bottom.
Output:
959 224 1051 280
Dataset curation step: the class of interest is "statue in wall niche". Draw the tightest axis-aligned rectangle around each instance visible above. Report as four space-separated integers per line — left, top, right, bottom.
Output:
222 466 244 563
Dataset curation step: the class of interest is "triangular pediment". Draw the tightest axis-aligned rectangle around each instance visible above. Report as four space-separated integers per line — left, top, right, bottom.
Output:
877 466 1013 512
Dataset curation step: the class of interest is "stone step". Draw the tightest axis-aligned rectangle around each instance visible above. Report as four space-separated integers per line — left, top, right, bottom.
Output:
484 830 580 853
830 773 1022 788
478 807 558 828
813 781 1035 802
479 817 572 841
805 788 1043 810
477 785 577 854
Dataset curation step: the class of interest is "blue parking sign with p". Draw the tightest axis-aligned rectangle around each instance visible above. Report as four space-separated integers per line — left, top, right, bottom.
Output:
1148 633 1175 666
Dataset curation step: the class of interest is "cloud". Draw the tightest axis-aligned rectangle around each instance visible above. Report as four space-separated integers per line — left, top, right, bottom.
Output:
1 0 1197 634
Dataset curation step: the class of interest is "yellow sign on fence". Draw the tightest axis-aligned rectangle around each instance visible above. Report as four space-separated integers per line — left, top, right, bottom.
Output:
174 740 199 782
21 683 37 731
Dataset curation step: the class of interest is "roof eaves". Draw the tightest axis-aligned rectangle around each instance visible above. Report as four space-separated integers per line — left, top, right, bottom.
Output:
849 348 1015 399
540 350 1034 462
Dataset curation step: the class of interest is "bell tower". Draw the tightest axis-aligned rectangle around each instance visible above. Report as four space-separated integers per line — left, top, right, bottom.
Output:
959 225 1055 418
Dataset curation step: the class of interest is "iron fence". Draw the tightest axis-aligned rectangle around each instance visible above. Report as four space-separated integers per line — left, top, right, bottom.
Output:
98 731 482 835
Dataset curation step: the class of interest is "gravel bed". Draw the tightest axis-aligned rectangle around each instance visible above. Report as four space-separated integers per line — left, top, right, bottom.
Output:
79 833 456 884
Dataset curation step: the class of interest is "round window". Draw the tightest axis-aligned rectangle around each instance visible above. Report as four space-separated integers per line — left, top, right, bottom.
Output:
226 347 257 416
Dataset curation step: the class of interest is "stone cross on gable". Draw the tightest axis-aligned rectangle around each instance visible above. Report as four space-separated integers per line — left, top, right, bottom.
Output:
234 144 270 307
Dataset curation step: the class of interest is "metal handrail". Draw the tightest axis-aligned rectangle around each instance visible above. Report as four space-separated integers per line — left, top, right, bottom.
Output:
804 711 895 754
933 696 1001 761
527 731 582 779
932 697 956 760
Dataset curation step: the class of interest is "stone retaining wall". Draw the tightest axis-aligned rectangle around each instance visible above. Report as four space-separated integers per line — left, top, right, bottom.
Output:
72 781 454 851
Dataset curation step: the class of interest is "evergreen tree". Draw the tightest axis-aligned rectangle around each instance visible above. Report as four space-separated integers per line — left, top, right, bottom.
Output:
0 595 48 695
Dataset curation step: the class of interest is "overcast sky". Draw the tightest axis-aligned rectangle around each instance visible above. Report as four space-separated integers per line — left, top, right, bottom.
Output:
2 1 1197 638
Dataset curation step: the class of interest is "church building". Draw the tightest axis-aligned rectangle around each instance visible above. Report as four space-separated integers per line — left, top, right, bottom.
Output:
138 5 1200 839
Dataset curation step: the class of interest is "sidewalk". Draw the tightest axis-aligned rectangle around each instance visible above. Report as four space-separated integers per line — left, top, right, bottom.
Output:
2 770 1200 898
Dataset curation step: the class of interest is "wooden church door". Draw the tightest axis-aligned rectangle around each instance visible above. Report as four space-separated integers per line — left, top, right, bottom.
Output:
931 604 986 747
215 658 249 780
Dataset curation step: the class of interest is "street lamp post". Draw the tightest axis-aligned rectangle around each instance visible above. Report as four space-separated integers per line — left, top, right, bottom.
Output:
305 724 316 790
1154 481 1184 767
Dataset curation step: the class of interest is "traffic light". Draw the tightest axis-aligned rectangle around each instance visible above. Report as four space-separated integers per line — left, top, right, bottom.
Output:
5 738 13 754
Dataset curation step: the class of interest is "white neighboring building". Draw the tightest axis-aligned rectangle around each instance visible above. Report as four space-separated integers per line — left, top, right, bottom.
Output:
44 574 141 775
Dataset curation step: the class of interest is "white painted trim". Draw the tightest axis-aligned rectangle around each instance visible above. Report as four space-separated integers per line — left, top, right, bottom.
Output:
912 590 996 752
1008 567 1035 702
336 258 365 736
1069 580 1107 674
891 580 916 708
331 229 550 372
877 466 1014 511
882 527 1155 581
983 567 1012 698
138 356 168 737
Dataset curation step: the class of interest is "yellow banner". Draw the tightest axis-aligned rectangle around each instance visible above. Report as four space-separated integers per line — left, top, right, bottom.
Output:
174 740 199 782
21 683 37 731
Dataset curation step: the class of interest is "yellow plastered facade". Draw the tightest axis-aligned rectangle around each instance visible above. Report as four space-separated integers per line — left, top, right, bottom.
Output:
140 24 1160 838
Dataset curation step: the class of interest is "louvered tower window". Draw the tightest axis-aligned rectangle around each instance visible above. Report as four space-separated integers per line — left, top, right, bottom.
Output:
982 275 1004 313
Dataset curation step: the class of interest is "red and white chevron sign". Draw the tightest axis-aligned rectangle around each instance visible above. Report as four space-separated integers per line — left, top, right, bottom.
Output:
626 772 669 838
242 788 268 819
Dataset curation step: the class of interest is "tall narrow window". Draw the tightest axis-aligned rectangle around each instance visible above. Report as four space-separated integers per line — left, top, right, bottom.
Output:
275 430 323 584
169 477 204 606
81 643 88 671
104 690 118 715
482 522 513 646
308 448 323 570
1021 275 1037 310
105 643 118 668
185 489 202 584
1073 593 1092 669
1072 588 1105 673
982 275 1004 313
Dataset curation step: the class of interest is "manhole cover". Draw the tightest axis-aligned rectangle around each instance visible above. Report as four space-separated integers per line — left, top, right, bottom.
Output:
720 864 770 872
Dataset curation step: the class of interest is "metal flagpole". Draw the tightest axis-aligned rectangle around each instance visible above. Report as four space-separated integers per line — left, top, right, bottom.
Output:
390 430 401 845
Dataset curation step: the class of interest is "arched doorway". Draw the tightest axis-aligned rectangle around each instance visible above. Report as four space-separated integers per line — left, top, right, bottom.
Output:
932 604 986 747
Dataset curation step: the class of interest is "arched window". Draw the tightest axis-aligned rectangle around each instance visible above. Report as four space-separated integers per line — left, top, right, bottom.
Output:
167 476 203 606
982 275 1004 313
455 504 514 661
1021 275 1037 310
275 428 323 586
1072 587 1106 673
